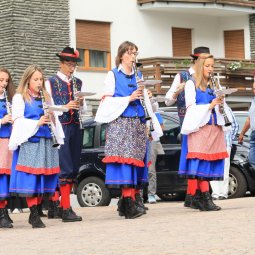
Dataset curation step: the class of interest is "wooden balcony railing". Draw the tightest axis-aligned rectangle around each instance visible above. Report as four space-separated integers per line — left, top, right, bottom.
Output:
138 57 255 97
137 0 255 7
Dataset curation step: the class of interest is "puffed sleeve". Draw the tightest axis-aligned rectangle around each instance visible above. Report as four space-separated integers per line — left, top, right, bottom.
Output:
9 94 40 150
95 71 130 123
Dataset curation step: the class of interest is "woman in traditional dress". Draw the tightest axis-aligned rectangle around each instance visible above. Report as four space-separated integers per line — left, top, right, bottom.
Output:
9 65 64 228
179 53 230 211
0 68 15 228
95 41 160 219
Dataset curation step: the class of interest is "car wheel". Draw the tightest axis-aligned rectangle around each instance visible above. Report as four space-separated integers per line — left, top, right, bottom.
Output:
77 176 111 207
157 192 185 201
228 166 247 199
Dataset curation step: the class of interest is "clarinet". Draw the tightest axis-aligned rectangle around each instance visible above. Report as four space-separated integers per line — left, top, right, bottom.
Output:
209 73 231 127
71 74 83 129
132 62 154 134
39 88 60 147
3 88 11 115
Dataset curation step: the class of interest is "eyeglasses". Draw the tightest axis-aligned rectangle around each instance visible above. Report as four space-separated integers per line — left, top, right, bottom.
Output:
64 62 77 68
127 51 139 57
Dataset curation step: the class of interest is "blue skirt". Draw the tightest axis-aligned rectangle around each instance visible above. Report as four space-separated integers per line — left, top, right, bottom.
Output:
9 148 58 197
178 135 224 181
105 163 148 189
0 174 10 200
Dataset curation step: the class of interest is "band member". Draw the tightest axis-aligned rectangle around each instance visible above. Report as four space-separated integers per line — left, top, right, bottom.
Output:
178 54 229 211
9 65 64 228
0 68 15 228
45 47 86 222
95 41 156 219
165 46 210 208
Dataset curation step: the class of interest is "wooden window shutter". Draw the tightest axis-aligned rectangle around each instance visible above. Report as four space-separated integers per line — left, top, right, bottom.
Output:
76 20 110 52
172 27 192 57
224 30 244 59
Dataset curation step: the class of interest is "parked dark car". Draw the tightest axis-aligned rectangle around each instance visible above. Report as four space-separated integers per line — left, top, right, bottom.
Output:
74 111 255 207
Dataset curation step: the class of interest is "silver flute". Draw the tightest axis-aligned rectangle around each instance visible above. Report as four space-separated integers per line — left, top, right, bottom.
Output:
71 74 83 129
39 88 60 147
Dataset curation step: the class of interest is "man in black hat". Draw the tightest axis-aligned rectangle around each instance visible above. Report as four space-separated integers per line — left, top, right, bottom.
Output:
165 46 210 207
45 46 86 222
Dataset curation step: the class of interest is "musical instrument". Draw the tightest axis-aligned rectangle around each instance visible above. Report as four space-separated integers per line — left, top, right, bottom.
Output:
133 62 152 123
39 88 60 147
74 91 96 97
71 74 83 129
209 73 232 127
3 88 11 115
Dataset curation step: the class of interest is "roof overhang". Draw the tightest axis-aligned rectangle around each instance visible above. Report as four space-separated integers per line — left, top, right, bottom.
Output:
138 2 255 16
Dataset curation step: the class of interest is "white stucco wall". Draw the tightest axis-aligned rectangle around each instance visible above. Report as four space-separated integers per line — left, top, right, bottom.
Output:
69 0 251 97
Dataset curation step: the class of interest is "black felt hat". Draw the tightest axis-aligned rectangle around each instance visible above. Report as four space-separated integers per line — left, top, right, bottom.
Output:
190 46 210 59
56 46 81 62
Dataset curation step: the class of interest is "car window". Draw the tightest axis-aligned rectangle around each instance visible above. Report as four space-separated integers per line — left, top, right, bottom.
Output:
100 124 107 146
161 115 180 144
82 127 94 148
235 114 251 137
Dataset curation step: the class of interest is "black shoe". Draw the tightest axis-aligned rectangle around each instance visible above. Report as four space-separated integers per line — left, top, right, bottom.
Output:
0 208 13 228
135 193 148 214
190 190 204 210
62 208 82 222
184 194 192 207
37 204 47 217
123 197 144 219
117 198 125 217
4 208 13 223
48 201 61 219
202 192 221 211
29 205 46 228
219 196 227 200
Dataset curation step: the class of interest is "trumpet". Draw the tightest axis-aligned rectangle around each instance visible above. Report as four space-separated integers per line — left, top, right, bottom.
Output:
71 74 83 129
3 88 11 115
39 88 60 148
209 73 232 127
132 62 154 134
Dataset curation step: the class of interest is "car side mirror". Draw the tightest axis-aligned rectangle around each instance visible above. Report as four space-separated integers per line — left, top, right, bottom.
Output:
177 133 181 144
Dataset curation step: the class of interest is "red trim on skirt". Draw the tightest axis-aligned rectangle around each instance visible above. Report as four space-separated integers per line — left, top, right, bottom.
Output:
103 156 145 167
16 165 60 175
187 151 229 160
0 168 10 175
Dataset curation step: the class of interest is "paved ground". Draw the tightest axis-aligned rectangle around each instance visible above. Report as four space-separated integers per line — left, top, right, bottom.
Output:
1 197 255 255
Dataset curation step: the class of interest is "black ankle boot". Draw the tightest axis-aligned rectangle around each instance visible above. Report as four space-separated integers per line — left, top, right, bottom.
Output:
184 194 192 208
123 197 144 219
29 205 46 228
48 201 61 219
62 207 82 222
117 197 125 217
135 193 148 213
4 208 13 223
202 192 221 211
190 190 204 210
37 204 47 217
0 208 13 228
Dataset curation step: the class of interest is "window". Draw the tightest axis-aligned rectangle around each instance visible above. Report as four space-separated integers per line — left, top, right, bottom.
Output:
224 30 245 59
76 20 111 71
100 124 107 146
172 27 192 57
82 127 94 148
160 116 180 145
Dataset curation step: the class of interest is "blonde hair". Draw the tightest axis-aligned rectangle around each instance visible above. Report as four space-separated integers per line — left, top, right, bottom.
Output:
0 67 15 102
17 65 50 103
115 41 138 67
194 53 218 91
